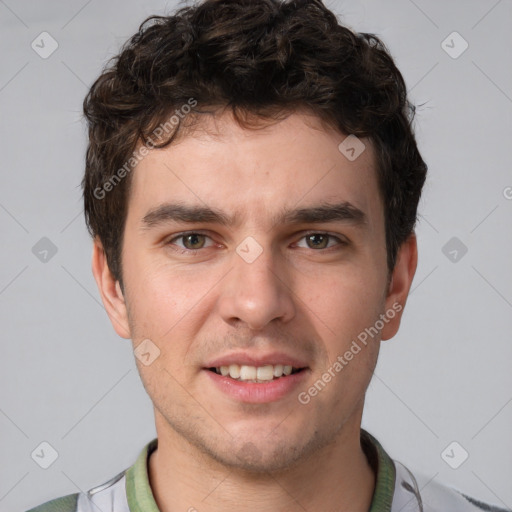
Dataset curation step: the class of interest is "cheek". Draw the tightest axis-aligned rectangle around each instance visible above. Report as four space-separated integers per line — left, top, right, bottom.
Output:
301 269 386 386
307 264 385 327
123 254 222 360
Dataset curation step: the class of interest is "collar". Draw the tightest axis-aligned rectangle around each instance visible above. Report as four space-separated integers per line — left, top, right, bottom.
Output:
125 428 396 512
361 428 397 511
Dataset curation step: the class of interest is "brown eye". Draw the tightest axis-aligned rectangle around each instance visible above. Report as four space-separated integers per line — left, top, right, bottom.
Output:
295 232 346 251
305 234 330 249
166 231 217 255
181 233 206 250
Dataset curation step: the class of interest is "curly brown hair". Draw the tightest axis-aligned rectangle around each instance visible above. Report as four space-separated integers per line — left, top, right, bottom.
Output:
82 0 427 285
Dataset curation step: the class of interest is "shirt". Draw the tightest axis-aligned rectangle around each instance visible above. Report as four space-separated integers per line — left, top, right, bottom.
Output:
26 429 511 512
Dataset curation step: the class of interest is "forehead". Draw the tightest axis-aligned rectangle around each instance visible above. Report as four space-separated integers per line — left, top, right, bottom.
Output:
127 111 382 230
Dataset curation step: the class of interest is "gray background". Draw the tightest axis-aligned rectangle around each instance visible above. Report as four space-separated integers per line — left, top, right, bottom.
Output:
1 0 511 510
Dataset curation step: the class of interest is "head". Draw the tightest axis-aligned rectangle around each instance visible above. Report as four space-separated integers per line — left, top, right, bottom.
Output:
85 0 426 472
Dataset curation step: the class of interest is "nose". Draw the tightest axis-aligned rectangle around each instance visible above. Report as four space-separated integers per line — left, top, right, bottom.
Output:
216 242 296 331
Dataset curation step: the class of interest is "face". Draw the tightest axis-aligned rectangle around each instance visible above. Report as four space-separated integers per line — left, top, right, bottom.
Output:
94 110 416 473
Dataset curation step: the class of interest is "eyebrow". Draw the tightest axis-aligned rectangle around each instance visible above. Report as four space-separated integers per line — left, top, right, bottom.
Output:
141 201 367 230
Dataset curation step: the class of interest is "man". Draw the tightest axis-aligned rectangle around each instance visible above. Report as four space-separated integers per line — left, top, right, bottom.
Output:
27 0 510 511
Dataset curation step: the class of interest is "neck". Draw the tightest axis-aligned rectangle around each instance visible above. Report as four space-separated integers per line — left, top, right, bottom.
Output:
148 414 376 512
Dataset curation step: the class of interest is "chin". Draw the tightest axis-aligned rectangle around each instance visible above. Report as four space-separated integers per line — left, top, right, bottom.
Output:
214 444 303 474
206 429 332 475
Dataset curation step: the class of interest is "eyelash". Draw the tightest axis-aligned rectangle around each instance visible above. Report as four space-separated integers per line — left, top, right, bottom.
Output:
165 231 347 255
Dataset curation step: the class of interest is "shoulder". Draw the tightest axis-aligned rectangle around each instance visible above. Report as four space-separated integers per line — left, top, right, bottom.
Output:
25 439 156 512
25 469 129 512
393 460 511 512
26 493 79 512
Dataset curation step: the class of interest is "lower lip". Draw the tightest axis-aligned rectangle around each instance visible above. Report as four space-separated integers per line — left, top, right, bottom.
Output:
203 369 309 403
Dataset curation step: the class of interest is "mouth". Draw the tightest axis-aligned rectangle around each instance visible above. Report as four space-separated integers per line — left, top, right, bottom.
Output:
206 364 306 383
203 352 311 402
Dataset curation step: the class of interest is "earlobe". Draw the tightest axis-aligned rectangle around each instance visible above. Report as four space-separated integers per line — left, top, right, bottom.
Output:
381 233 418 341
91 239 131 339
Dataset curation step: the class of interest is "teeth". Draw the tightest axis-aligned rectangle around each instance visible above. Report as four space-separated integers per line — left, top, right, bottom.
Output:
216 364 300 382
273 364 283 377
239 365 257 380
228 364 240 379
256 365 274 381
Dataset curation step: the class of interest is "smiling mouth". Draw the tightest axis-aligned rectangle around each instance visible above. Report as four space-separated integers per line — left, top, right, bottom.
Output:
207 364 306 383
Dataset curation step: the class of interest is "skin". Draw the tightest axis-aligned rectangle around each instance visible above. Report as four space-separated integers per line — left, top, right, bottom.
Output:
92 109 417 512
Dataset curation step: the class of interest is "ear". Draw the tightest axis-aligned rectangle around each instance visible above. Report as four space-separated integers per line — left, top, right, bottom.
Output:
381 232 418 341
91 238 131 339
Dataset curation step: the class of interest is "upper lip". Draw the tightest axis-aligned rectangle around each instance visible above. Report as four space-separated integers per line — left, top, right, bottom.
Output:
204 351 309 369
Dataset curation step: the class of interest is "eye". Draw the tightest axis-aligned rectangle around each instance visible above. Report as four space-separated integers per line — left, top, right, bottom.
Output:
165 231 346 254
295 233 346 250
167 232 215 252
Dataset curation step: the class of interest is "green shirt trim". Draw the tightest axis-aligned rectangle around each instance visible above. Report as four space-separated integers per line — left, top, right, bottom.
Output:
361 428 397 512
26 493 79 512
126 429 396 512
126 438 160 512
